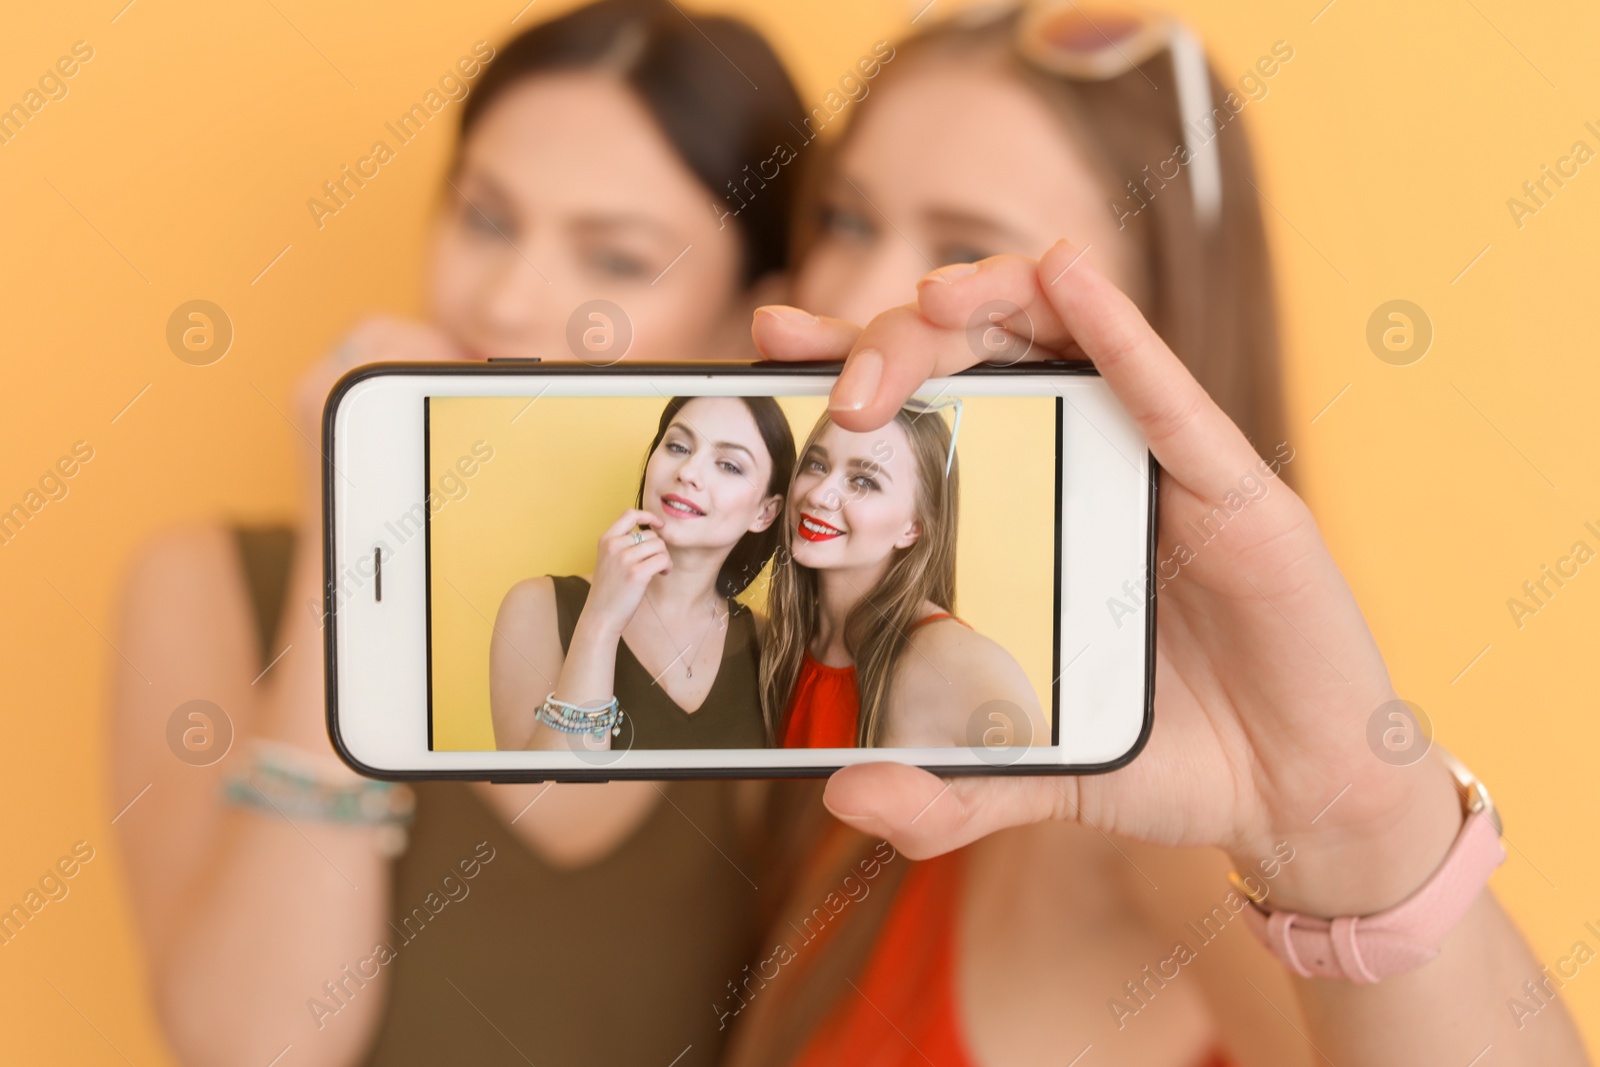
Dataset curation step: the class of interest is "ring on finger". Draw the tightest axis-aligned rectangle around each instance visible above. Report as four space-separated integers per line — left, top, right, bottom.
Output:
631 529 645 545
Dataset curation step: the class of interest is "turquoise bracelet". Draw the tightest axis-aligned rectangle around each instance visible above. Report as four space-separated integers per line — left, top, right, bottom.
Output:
535 692 624 739
223 740 415 857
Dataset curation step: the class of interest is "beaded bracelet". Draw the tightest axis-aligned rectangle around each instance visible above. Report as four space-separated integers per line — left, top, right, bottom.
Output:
535 693 624 739
223 740 416 857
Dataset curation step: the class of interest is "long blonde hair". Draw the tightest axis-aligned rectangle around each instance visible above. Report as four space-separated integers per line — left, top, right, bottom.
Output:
758 408 958 747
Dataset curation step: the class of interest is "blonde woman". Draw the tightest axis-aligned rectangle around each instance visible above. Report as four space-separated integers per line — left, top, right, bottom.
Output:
720 3 1586 1065
760 406 1047 750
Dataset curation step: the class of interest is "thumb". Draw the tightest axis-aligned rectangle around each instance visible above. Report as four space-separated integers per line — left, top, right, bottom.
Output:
1033 239 1261 498
822 762 1069 859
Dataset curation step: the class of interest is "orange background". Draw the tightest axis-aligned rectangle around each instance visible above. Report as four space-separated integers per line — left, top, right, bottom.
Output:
1 0 1596 1061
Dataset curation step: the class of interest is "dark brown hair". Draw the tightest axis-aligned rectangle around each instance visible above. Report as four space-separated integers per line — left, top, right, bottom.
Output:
635 396 797 599
794 11 1288 457
458 0 807 286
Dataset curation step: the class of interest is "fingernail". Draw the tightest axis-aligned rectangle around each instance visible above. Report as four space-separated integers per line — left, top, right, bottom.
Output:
821 796 875 821
755 305 818 326
1041 239 1090 285
830 348 883 412
920 262 978 287
1042 239 1081 265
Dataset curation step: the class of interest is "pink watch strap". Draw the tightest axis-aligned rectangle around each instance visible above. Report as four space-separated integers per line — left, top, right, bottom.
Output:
1239 808 1506 982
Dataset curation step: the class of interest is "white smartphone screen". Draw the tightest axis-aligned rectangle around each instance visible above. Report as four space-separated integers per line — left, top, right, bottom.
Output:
325 364 1154 780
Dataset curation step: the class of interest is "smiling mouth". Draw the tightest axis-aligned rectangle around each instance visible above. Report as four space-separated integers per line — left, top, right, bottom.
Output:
661 493 706 518
797 512 845 542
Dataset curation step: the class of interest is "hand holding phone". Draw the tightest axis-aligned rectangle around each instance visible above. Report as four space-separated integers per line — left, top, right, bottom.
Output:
323 356 1154 779
759 240 1462 923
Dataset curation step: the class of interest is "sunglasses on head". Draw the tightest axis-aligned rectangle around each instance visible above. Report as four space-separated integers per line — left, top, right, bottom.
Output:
953 0 1222 230
901 395 963 478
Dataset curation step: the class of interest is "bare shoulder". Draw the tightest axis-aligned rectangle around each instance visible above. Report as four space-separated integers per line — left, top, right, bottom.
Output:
491 576 566 661
112 517 267 717
885 605 1044 746
116 519 264 678
497 574 557 627
905 609 1010 664
123 519 245 604
901 606 1030 694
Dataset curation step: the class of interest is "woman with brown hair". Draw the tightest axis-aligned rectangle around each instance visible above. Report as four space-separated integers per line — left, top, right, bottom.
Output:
108 2 809 1064
729 4 1587 1065
491 394 793 754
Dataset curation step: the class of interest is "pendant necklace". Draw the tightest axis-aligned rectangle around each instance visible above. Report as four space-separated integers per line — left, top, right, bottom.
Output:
643 592 724 679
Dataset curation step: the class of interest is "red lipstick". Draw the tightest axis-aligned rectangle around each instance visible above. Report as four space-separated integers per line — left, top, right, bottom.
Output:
796 512 844 542
661 493 706 518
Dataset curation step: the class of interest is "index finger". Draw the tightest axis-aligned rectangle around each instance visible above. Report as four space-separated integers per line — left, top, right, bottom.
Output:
826 293 1066 433
602 509 662 540
751 306 863 362
914 254 1071 344
829 257 1082 432
1033 240 1262 496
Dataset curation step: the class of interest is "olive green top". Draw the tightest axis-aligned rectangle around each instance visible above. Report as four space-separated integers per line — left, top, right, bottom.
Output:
548 575 769 750
231 527 766 1067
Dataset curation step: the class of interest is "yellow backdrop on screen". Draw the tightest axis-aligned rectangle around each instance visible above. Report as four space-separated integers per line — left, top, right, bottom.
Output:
2 0 1596 1061
427 394 1058 749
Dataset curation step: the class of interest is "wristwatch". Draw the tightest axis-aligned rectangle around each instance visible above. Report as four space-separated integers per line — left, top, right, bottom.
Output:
1230 747 1505 983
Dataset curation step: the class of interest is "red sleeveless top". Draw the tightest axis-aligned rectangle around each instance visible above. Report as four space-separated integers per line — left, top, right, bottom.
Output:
781 613 968 748
787 846 969 1064
785 841 1240 1067
773 614 1240 1067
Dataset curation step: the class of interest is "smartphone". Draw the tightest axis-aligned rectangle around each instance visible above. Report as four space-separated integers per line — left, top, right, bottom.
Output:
322 361 1156 782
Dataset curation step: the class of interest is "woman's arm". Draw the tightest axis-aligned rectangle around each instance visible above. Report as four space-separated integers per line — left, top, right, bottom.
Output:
484 533 667 869
488 576 567 751
112 517 395 1067
753 243 1591 1065
113 319 471 1067
493 510 669 754
1226 802 1588 1066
